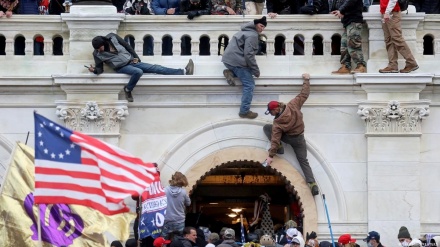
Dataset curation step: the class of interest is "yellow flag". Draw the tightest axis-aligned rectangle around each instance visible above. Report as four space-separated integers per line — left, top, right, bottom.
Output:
0 143 135 247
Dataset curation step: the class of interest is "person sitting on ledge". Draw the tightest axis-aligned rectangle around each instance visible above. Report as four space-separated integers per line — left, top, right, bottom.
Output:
88 33 194 102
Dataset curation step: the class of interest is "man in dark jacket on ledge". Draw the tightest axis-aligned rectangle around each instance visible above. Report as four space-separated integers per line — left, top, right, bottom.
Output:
88 33 194 102
262 73 319 196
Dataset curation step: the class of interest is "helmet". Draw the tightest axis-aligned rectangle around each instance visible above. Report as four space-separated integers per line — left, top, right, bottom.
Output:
260 235 275 246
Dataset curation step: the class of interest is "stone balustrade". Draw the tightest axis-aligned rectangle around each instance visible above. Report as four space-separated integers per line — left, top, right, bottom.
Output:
0 6 438 76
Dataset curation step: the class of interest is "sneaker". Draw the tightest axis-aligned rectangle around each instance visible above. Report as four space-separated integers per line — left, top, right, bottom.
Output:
350 64 366 74
331 65 350 74
378 66 398 73
185 59 194 75
400 64 419 73
124 88 134 102
277 144 284 154
239 111 258 119
223 69 236 86
308 182 319 196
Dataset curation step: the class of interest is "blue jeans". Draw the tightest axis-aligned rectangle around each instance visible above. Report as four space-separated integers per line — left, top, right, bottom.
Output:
161 221 185 239
115 62 184 91
224 64 255 115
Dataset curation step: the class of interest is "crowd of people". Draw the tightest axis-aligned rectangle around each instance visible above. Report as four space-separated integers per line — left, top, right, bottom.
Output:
0 0 439 17
112 221 440 247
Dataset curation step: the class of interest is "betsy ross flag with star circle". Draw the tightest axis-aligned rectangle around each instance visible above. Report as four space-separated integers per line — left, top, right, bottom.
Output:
33 112 157 215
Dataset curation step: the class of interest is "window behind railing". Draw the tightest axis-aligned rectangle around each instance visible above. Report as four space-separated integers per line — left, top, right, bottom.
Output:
423 34 434 55
331 34 341 55
53 36 63 56
312 35 323 56
200 35 210 56
181 35 191 56
14 36 26 55
294 35 305 55
0 35 5 55
143 35 154 56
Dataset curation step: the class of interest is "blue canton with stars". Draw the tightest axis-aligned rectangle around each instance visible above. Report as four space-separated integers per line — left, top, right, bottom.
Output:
34 113 82 164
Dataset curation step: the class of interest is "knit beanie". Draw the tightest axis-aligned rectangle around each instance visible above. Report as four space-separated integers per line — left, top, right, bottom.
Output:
253 16 267 27
92 36 105 49
398 226 411 239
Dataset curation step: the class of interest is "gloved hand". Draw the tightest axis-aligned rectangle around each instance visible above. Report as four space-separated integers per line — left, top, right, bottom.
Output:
187 11 200 20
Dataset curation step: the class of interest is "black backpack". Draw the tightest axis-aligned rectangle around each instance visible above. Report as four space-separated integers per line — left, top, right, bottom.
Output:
398 0 409 12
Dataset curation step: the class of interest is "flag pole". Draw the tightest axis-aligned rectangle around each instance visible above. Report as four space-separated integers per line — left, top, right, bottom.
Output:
37 204 43 247
322 194 336 247
138 194 141 247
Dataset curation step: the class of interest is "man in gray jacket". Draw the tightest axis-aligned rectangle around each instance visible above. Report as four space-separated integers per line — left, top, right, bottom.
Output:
222 17 267 119
88 33 194 102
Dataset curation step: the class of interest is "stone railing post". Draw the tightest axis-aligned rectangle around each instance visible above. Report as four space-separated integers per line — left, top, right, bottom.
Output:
61 5 124 73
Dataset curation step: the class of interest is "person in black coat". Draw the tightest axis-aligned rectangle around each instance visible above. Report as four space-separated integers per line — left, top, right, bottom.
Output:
180 0 211 19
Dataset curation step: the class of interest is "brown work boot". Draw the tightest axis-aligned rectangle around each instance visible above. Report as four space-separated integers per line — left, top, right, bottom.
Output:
223 69 236 86
239 111 258 119
379 66 399 73
400 64 419 73
351 64 366 74
331 65 350 74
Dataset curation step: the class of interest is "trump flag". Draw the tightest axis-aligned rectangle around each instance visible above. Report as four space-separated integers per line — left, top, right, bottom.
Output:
34 112 157 215
138 171 167 239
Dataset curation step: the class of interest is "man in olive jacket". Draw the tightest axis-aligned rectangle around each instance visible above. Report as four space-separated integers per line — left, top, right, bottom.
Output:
263 73 319 196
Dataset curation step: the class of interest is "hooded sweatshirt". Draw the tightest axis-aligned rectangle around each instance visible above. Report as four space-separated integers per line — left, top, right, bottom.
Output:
221 21 260 76
164 186 191 224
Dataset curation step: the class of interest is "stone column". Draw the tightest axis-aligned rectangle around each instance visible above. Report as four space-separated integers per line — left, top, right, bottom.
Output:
356 74 432 245
61 6 125 74
53 74 129 145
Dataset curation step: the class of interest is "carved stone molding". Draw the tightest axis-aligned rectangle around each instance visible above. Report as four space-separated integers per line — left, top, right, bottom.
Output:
55 101 129 136
357 100 430 136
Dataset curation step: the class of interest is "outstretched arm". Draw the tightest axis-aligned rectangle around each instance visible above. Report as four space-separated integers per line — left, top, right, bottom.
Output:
288 73 310 108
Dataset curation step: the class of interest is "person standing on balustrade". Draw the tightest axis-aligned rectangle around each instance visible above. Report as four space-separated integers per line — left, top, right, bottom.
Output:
210 0 242 15
378 0 419 73
331 0 367 74
222 16 267 119
88 33 194 102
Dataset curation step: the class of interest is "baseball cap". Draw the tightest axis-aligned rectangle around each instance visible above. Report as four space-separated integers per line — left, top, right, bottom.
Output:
224 228 235 239
338 234 356 245
291 238 301 244
363 231 380 242
265 101 279 115
153 237 171 247
286 228 298 238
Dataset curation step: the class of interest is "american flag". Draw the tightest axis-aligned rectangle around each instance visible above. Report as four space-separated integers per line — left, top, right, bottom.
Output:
33 112 157 215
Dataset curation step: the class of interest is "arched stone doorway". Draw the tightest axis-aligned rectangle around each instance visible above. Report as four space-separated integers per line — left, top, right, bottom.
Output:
186 159 306 237
180 147 317 234
158 119 347 237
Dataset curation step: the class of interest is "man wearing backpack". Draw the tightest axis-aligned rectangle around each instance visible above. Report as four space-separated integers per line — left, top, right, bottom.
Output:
378 0 419 73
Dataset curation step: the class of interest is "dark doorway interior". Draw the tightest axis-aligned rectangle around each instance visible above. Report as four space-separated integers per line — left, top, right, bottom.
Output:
187 161 303 237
